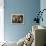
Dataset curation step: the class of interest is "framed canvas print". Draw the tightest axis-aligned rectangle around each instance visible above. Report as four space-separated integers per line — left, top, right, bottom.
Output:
11 14 24 24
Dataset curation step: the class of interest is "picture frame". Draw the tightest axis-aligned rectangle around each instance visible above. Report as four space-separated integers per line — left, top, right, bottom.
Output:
11 14 24 24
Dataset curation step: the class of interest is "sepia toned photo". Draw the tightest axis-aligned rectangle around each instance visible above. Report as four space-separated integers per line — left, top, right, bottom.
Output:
11 14 24 24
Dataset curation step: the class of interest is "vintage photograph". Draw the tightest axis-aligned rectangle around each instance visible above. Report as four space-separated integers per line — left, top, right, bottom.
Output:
12 14 24 24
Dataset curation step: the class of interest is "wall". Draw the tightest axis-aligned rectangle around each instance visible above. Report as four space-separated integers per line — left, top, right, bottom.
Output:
40 0 46 26
4 0 40 42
